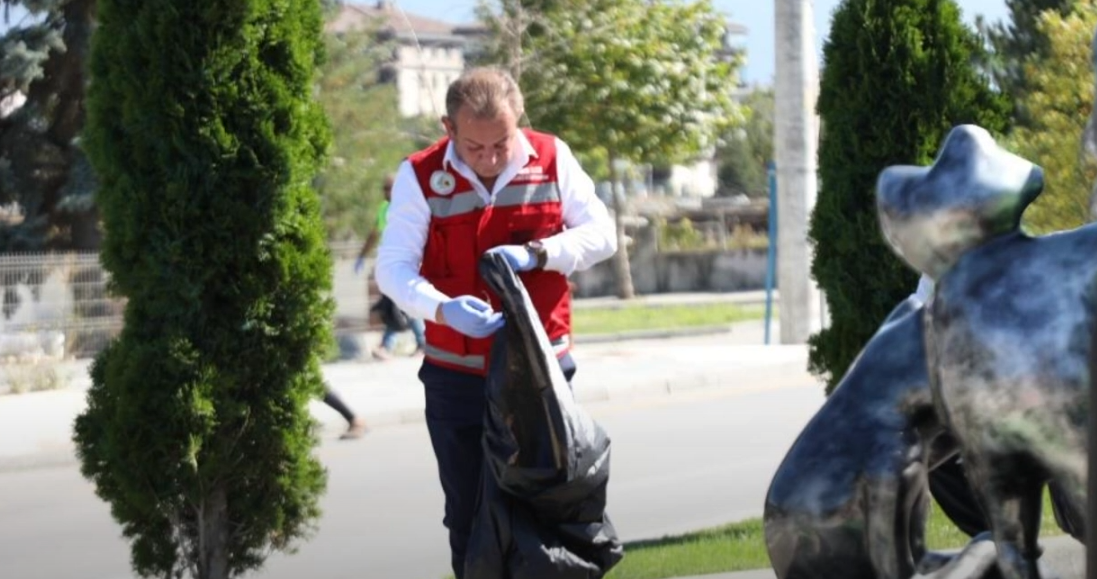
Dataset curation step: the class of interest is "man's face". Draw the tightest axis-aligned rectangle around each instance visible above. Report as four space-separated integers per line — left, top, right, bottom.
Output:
443 104 518 179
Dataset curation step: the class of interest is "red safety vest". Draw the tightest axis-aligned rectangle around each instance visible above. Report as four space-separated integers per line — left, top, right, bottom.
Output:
410 129 572 375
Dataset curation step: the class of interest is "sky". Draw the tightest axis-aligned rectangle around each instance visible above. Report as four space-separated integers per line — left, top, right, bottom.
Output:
2 1 1012 85
366 0 1012 86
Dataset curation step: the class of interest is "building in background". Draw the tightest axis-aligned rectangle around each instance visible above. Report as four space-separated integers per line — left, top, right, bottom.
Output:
327 3 749 200
726 20 749 100
326 1 476 118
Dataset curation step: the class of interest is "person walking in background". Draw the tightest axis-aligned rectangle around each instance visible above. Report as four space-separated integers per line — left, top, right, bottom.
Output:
375 66 616 578
355 174 426 360
323 387 367 440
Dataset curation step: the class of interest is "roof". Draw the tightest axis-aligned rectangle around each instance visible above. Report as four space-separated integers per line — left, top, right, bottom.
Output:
326 2 464 38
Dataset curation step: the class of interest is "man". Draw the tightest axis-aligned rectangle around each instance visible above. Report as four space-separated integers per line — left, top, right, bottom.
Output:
375 67 616 578
355 175 426 360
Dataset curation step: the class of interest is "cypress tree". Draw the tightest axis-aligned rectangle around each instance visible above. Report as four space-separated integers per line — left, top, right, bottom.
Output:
808 0 1008 393
72 1 333 578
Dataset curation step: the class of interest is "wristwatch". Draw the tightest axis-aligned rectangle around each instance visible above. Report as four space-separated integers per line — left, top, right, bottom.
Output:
525 240 548 270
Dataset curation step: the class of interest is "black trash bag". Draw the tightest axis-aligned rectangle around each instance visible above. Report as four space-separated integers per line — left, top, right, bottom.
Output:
464 252 624 579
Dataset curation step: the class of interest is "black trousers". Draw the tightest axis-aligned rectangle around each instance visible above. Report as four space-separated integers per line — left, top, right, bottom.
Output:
419 353 577 579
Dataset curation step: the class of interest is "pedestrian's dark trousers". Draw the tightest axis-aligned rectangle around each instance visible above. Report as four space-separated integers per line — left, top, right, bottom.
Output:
419 353 577 579
322 389 356 424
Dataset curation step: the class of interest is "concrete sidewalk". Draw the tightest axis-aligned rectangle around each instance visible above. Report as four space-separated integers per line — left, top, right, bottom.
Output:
0 313 804 471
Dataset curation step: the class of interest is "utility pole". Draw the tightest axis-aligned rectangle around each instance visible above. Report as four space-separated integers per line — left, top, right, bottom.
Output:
774 0 823 344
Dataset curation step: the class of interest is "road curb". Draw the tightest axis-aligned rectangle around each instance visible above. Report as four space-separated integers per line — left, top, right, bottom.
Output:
0 324 804 473
0 362 815 474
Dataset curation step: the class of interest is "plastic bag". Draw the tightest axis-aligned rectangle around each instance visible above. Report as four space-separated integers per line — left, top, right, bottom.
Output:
464 253 624 579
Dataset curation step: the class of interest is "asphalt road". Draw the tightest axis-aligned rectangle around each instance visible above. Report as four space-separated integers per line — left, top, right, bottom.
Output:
0 382 824 579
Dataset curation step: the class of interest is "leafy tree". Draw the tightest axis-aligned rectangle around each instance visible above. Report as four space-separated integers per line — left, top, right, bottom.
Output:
479 0 744 298
808 0 1009 393
979 0 1075 122
0 0 98 251
1009 2 1097 233
315 24 438 240
72 1 333 578
471 0 564 78
717 87 773 198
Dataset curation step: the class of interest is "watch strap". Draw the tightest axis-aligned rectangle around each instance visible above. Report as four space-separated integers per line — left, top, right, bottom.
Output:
525 241 548 270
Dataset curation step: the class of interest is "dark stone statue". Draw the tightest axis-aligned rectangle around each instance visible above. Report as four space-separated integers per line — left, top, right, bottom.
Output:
765 124 1091 579
877 125 1094 579
764 294 979 579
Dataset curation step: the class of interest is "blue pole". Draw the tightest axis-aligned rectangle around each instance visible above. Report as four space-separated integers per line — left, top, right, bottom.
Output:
764 161 777 345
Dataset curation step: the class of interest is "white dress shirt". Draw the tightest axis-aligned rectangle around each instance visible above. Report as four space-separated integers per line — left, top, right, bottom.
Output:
376 131 617 322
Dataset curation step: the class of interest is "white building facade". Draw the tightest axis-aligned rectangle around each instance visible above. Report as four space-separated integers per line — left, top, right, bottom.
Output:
327 2 472 118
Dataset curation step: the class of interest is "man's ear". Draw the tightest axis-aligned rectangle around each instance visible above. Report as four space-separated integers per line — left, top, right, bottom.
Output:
441 116 455 138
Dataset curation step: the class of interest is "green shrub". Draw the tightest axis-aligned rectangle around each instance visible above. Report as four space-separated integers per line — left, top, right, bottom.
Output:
658 217 707 250
808 0 1008 393
73 2 334 578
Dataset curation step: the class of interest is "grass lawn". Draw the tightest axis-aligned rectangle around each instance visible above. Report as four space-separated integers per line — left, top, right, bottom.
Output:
442 299 1065 579
571 302 769 336
604 491 1065 579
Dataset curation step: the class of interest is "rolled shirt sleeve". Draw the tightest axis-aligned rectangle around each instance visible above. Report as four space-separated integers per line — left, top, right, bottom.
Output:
540 138 618 275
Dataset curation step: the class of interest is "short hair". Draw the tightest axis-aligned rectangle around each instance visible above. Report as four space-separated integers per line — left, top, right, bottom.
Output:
445 67 525 122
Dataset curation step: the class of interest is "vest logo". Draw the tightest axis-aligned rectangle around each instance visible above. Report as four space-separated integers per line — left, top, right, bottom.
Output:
516 166 551 183
430 170 456 196
514 174 551 184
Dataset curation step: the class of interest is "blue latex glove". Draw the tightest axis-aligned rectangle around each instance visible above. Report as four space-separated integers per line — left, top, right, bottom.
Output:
440 296 504 338
354 256 366 274
484 245 535 272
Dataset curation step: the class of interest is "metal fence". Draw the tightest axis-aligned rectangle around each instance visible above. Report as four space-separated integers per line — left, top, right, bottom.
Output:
0 244 378 361
0 252 122 360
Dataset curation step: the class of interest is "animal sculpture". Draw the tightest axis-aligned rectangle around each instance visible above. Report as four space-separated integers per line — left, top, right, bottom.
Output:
877 124 1094 579
764 295 981 579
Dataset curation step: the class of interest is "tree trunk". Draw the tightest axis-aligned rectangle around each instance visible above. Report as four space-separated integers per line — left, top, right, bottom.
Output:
198 485 230 579
608 155 635 299
56 0 100 251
